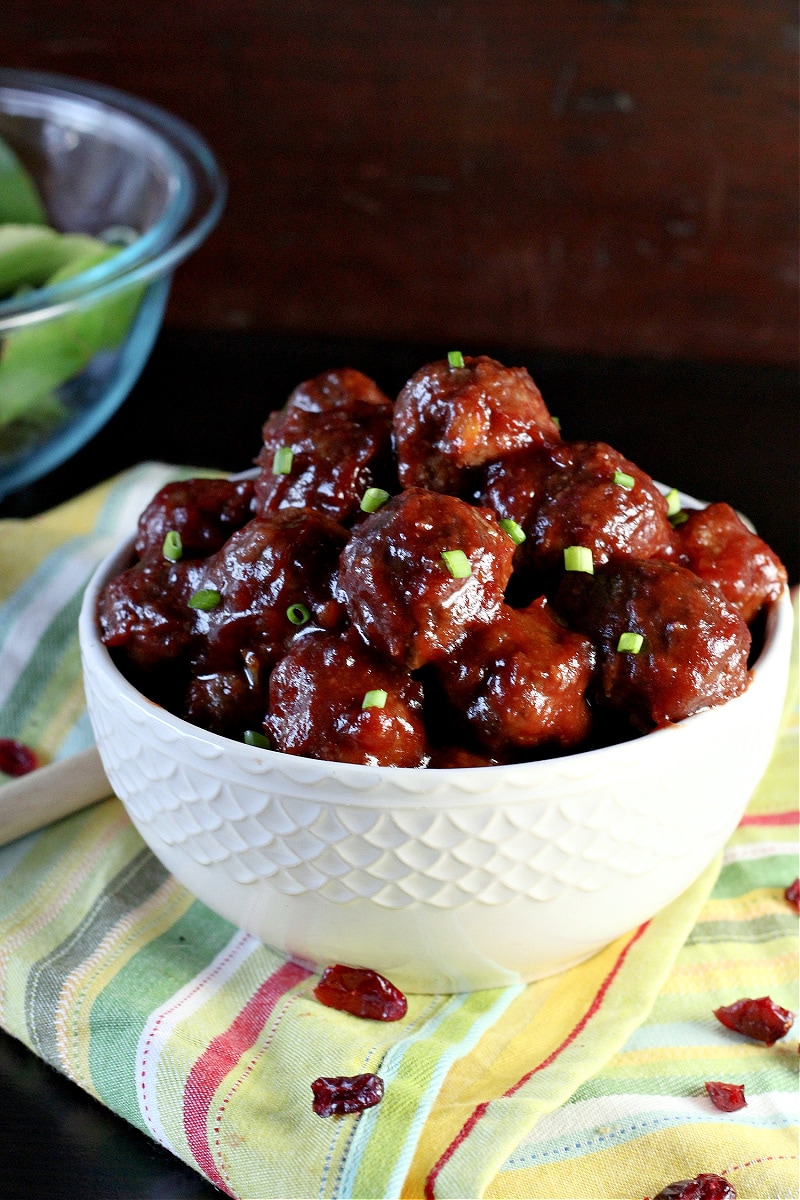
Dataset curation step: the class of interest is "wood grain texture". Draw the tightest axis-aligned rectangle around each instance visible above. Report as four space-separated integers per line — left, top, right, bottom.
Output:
5 0 799 362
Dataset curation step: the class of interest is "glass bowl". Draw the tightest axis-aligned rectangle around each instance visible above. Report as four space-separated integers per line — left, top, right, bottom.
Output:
0 68 226 499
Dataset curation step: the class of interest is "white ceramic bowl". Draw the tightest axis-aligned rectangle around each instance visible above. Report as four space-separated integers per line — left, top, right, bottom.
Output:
79 537 793 992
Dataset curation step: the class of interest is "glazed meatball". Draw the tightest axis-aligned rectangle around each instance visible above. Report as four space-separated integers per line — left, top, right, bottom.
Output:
253 369 394 522
480 444 573 532
428 746 503 769
394 355 560 494
98 556 204 673
134 478 254 560
189 509 348 677
339 488 515 670
184 669 267 739
529 442 672 570
274 367 393 419
436 598 595 752
670 502 786 624
554 559 751 730
266 631 429 767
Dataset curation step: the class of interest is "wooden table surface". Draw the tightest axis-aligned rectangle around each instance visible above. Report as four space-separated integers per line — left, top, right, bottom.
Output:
6 0 799 365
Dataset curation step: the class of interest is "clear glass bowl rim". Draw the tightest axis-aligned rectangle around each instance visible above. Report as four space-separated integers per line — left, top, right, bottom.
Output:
0 67 226 332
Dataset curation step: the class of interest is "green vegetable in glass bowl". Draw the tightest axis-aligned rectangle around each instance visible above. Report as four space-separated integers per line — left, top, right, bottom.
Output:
0 137 143 452
0 67 225 500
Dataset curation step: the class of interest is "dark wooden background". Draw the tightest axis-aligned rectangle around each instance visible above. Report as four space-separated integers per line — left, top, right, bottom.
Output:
6 0 798 363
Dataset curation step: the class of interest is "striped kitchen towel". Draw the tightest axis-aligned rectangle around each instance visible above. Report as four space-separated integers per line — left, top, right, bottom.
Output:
0 466 796 1200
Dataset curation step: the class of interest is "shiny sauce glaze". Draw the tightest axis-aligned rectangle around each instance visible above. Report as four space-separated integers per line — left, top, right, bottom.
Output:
98 357 787 766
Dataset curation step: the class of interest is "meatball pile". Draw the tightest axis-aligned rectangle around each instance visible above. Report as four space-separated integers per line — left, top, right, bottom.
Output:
98 356 787 767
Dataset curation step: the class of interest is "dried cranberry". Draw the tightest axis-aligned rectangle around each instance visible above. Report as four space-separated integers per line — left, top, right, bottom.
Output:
652 1174 736 1200
0 738 38 777
785 878 800 912
311 1073 384 1117
713 996 795 1045
313 964 408 1021
705 1081 747 1111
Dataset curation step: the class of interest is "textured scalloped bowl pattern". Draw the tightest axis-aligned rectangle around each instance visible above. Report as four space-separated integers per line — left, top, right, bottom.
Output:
79 539 793 992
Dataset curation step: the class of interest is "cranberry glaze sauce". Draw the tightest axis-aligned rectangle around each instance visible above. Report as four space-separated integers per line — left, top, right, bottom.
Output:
98 357 787 767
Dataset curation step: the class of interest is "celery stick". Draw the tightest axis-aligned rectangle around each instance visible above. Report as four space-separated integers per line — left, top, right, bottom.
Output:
0 245 144 426
0 136 47 225
0 225 104 297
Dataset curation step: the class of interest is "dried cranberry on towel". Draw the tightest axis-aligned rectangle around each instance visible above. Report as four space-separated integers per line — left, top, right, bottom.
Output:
311 1073 384 1117
704 1081 746 1112
652 1175 736 1200
314 964 407 1021
713 996 795 1045
0 738 38 777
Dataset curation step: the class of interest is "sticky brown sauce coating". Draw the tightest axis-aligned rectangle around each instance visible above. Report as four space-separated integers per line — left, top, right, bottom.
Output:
266 631 429 767
338 488 514 671
98 355 785 765
254 368 395 523
554 561 751 731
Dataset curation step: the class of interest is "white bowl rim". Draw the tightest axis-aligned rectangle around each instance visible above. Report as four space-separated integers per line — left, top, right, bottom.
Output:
79 527 794 799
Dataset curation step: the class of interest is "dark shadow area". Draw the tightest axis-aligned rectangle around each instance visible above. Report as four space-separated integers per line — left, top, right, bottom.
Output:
0 1028 219 1199
2 330 797 581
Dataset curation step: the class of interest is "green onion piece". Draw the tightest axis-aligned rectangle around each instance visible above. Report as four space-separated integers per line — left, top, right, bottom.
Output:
671 510 689 527
360 487 390 513
188 588 221 611
242 650 260 688
498 518 527 546
613 469 635 490
617 631 644 654
551 415 561 432
244 729 271 749
447 350 465 369
286 602 311 626
362 689 388 710
665 487 681 517
441 549 472 578
272 446 293 475
162 529 183 562
563 546 594 574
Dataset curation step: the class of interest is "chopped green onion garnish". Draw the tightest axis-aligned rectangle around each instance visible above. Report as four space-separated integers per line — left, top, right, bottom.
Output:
665 487 681 517
671 510 689 527
447 350 465 369
498 518 527 546
613 469 635 490
244 729 271 749
360 487 390 513
286 602 311 626
563 546 594 574
188 588 221 611
617 631 644 654
242 650 260 688
272 446 293 475
441 549 472 578
362 689 388 710
162 530 183 562
551 415 561 432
